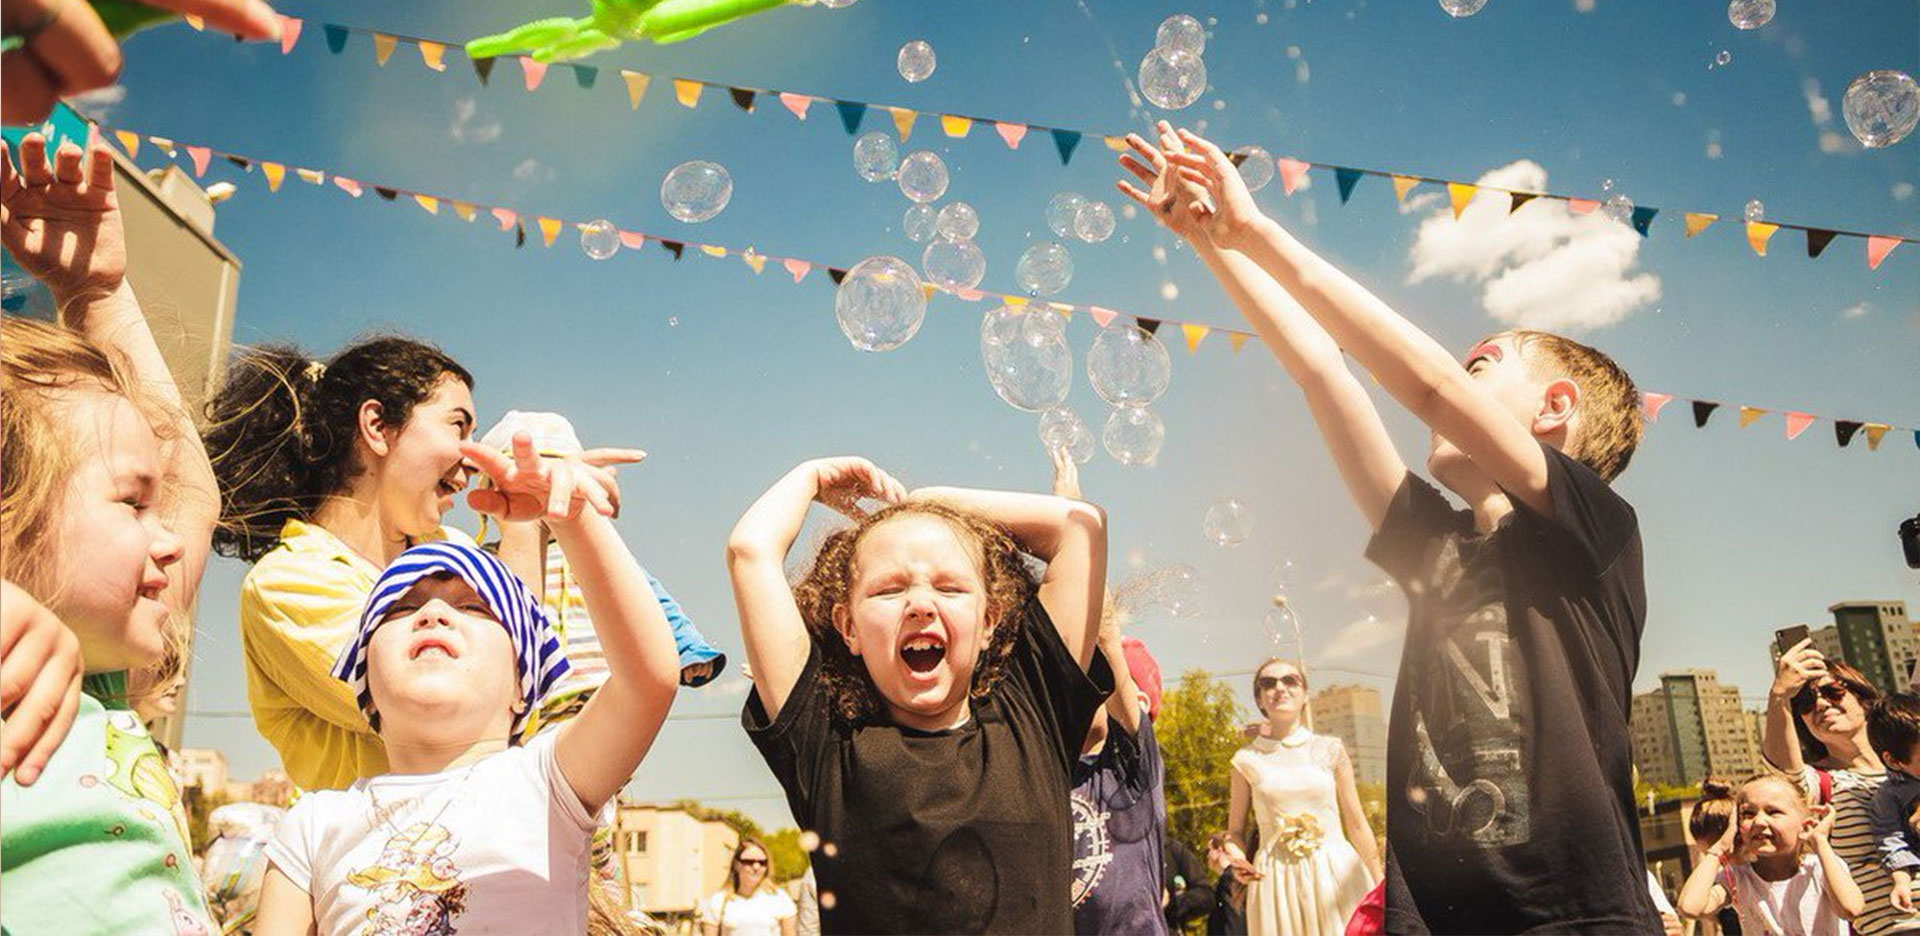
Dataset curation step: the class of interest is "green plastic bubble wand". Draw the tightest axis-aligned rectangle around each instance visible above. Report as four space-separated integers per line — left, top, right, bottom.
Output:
466 0 795 64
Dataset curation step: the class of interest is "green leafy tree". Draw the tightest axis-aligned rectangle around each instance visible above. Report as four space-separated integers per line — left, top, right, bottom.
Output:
762 827 813 883
1158 668 1248 858
673 800 763 841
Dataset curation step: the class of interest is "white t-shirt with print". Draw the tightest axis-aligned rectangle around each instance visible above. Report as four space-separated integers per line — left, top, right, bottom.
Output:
697 887 798 936
265 730 599 935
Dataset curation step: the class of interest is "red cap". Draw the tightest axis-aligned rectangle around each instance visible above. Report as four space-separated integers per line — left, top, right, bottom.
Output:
1121 636 1163 721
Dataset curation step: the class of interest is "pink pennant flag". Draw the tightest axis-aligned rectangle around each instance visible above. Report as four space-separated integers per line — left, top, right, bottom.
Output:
278 16 302 54
1277 158 1311 196
519 57 548 91
332 176 362 197
1088 306 1120 329
1784 411 1816 440
619 231 647 249
186 145 211 177
1567 198 1600 215
491 207 518 231
995 122 1028 149
779 93 813 120
1868 236 1902 271
782 258 812 283
1641 392 1674 421
954 288 985 302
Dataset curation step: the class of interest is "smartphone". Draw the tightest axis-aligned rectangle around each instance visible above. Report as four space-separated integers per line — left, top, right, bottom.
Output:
1777 625 1812 656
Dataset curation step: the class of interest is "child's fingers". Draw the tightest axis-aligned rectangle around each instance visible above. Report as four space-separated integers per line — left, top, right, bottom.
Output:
545 468 575 520
458 441 514 480
13 673 81 786
1177 128 1236 173
577 468 615 516
579 447 646 468
1116 181 1155 208
0 140 17 197
18 135 53 187
86 146 114 192
0 647 74 777
466 488 509 518
0 612 56 710
52 143 85 186
1122 133 1166 169
1117 153 1159 185
510 431 542 478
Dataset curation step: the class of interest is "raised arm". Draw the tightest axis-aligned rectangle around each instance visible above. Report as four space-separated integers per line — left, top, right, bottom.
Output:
726 458 906 720
1764 639 1825 773
1815 804 1867 920
906 486 1107 669
1676 820 1737 919
1096 611 1141 735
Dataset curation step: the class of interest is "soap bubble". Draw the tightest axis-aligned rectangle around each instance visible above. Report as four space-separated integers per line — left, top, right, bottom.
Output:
1038 407 1094 464
1263 601 1303 653
817 0 856 7
937 201 980 240
579 219 621 260
1156 14 1206 54
1139 47 1207 110
1743 199 1765 222
897 40 937 83
854 132 899 182
979 303 1025 367
834 256 926 352
1843 70 1920 149
1601 193 1635 225
660 161 732 223
1015 241 1074 296
1103 406 1165 465
1158 564 1203 617
1439 0 1487 16
1714 50 1732 67
922 237 986 291
983 309 1073 412
1234 146 1275 192
1074 201 1116 243
903 203 938 242
1203 498 1252 547
1087 324 1171 407
897 151 949 203
1047 192 1088 238
1727 0 1774 29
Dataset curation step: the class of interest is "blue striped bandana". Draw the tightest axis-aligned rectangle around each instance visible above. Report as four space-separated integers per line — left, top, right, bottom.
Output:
332 541 570 735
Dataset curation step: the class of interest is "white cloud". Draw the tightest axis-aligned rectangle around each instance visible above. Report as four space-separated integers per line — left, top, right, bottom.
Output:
1895 182 1915 202
1407 159 1661 332
65 85 127 122
1842 302 1870 319
1819 131 1852 154
1802 77 1833 127
1574 0 1597 11
512 158 555 182
1319 615 1404 667
1398 191 1443 215
449 98 502 145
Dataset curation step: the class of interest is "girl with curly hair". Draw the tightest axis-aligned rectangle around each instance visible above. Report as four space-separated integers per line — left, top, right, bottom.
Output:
728 457 1112 934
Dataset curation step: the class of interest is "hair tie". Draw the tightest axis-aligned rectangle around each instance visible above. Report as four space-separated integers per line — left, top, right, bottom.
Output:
304 360 327 383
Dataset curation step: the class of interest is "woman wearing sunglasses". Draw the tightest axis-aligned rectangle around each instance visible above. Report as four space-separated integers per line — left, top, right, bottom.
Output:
1213 659 1380 936
698 838 797 936
1764 640 1914 933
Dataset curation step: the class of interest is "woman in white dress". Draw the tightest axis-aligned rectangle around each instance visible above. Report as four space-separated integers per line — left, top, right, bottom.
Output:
698 838 797 936
1218 659 1382 936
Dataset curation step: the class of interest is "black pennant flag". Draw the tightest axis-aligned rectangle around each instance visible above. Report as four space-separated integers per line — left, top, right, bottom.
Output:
660 240 686 260
827 267 849 285
1335 168 1363 204
515 223 526 248
574 66 599 90
729 88 757 112
1806 229 1838 258
1836 421 1864 447
835 101 867 135
1137 317 1163 336
1051 129 1082 166
324 24 349 54
1630 207 1659 238
226 155 253 171
472 56 496 85
1692 400 1720 428
374 187 398 201
1509 193 1538 214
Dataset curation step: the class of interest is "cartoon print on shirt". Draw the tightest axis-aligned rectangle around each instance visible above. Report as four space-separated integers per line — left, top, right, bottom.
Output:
344 822 470 936
1070 791 1113 906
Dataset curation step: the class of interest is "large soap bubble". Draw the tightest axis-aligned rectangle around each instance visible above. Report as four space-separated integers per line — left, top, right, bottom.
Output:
1103 405 1165 465
835 256 927 352
1074 201 1116 243
903 203 938 242
1015 241 1074 296
1234 147 1275 192
898 40 937 83
1203 498 1252 547
1156 14 1206 54
1438 0 1487 15
897 151 950 203
661 161 732 223
854 132 899 182
1727 0 1774 29
1601 193 1635 226
983 308 1073 412
937 201 980 240
1038 407 1094 464
1139 46 1207 110
1743 199 1765 222
1087 324 1171 407
922 237 987 291
980 303 1025 367
1843 70 1920 149
1047 192 1088 238
579 219 621 260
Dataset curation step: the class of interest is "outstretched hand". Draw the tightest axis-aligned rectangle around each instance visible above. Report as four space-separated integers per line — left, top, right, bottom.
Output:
1117 122 1269 251
462 433 642 522
1 135 125 301
806 457 906 519
1049 444 1081 499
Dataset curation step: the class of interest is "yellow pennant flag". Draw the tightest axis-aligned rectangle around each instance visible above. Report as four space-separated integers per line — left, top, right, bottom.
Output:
1864 423 1891 450
1739 406 1767 428
296 168 325 185
922 283 939 301
891 107 918 142
1746 221 1781 257
1050 302 1074 321
1447 182 1477 220
1003 295 1030 309
373 33 398 67
1684 213 1718 237
261 162 286 192
674 79 704 108
741 250 768 274
1229 332 1250 354
1391 175 1420 203
419 41 448 71
1104 136 1129 151
1181 323 1210 354
183 13 204 29
114 130 140 158
622 71 651 109
148 136 175 156
452 201 477 222
699 244 728 258
538 217 563 246
941 114 972 138
412 194 440 214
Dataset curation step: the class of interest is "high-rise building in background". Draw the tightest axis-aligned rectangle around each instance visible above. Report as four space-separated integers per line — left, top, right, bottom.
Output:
1312 684 1386 786
1631 669 1763 787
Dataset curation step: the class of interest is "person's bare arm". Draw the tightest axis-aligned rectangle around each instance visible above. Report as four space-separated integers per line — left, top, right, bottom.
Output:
1764 639 1824 773
252 866 318 936
1332 743 1383 879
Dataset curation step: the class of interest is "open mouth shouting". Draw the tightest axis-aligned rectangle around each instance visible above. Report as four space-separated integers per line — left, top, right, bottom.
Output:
410 634 460 662
900 633 948 678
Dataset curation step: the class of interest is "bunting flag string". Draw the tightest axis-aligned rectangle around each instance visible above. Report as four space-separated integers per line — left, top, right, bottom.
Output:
236 15 1919 270
95 121 1920 456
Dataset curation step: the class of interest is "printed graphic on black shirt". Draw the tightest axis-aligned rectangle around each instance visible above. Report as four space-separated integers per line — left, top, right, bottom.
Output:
1070 790 1113 906
1406 536 1531 848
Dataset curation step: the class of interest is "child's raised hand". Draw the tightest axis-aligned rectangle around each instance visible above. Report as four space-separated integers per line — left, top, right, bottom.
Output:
1160 125 1270 249
804 457 905 519
461 432 635 522
0 135 126 302
1116 124 1216 246
1049 444 1081 499
0 580 84 786
1893 873 1916 914
1810 803 1838 844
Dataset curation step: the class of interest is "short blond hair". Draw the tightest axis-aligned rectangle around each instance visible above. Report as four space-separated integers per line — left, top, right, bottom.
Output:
1490 329 1643 482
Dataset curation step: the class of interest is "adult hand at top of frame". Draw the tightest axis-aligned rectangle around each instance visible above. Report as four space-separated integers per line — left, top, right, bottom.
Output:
0 134 124 301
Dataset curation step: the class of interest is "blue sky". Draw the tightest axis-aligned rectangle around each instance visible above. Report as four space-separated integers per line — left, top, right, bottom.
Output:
73 0 1919 827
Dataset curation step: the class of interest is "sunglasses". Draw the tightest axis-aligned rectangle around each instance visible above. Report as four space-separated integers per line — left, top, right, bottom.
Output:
1257 674 1306 692
737 857 769 867
1793 683 1853 712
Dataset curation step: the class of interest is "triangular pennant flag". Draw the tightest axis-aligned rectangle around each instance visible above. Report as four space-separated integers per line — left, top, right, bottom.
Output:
674 79 703 108
186 146 211 177
1334 168 1362 204
1509 192 1538 214
451 201 476 222
995 121 1028 149
324 24 348 54
783 258 812 283
955 288 985 302
1051 129 1082 165
618 231 646 249
1002 295 1030 309
277 16 302 54
1137 318 1163 336
1864 424 1891 450
890 107 917 141
412 194 439 214
473 56 497 85
661 240 686 260
491 207 517 231
148 136 175 156
114 130 140 159
1088 306 1119 329
941 114 973 138
418 41 447 71
699 244 729 258
1806 229 1838 258
1567 198 1599 215
1448 183 1477 220
1230 332 1250 353
827 267 848 284
741 250 768 274
1641 392 1674 421
1746 222 1781 257
922 283 939 302
261 162 286 192
521 57 549 91
1739 406 1767 428
1867 236 1901 271
1836 421 1864 447
515 223 526 248
227 155 254 171
372 33 398 67
1050 302 1075 320
1630 206 1659 237
1691 401 1720 428
1783 412 1815 440
333 176 363 197
1391 175 1420 203
1684 213 1717 237
1181 323 1210 353
1105 136 1129 151
729 87 756 112
296 168 325 185
1278 158 1312 196
620 70 650 108
183 13 203 29
835 101 867 134
574 66 599 90
779 92 812 120
537 217 562 247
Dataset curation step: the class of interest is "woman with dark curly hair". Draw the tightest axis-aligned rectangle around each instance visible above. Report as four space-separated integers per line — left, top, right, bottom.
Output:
728 457 1112 935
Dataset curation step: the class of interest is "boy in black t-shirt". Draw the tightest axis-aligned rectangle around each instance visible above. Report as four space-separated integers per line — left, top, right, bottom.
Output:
1118 123 1658 933
728 457 1112 934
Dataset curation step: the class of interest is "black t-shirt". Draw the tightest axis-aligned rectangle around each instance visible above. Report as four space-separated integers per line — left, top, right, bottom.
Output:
1366 445 1658 934
744 596 1113 935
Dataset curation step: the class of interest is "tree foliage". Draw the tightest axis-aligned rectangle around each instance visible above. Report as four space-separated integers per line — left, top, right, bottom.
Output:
1158 668 1249 858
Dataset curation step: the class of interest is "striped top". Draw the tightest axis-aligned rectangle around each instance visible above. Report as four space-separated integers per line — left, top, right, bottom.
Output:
1796 763 1920 935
